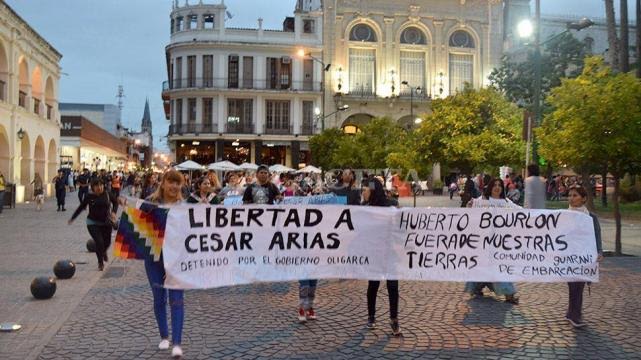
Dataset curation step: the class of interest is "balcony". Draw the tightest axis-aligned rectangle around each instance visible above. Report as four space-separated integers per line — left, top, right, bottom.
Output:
162 78 322 92
225 122 254 134
300 124 315 136
168 123 217 135
263 123 293 135
345 86 376 98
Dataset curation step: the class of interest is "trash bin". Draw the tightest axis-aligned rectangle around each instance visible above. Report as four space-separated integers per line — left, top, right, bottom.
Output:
3 183 16 209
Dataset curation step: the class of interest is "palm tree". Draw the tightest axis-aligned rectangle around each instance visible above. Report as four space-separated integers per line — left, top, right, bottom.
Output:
605 0 620 70
620 0 630 72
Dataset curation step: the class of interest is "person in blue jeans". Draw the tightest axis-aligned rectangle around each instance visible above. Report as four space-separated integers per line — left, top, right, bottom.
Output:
298 279 318 322
140 169 185 358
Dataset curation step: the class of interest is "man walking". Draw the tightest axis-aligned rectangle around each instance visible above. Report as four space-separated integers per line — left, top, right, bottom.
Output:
77 169 90 203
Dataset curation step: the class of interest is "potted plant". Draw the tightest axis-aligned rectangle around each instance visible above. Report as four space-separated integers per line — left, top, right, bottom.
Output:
432 179 443 195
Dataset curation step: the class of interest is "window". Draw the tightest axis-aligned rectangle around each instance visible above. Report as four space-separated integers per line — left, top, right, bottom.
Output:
175 99 183 127
401 27 426 45
348 48 376 95
228 55 239 88
202 98 213 131
203 55 213 87
449 53 473 93
187 56 196 87
303 59 314 90
303 19 314 33
188 98 197 128
18 91 26 108
302 101 314 134
265 100 290 133
227 99 253 133
175 57 183 88
266 57 292 89
189 15 198 30
400 51 425 95
0 80 5 101
349 24 377 42
584 36 594 54
242 56 253 89
204 14 215 29
46 104 53 120
34 98 40 114
170 19 175 34
175 16 184 32
449 30 475 48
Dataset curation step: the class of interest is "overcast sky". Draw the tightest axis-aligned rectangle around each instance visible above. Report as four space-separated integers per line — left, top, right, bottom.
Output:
6 0 638 151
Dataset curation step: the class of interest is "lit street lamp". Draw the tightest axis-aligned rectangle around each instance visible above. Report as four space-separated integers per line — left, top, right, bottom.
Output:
518 3 594 164
314 105 349 130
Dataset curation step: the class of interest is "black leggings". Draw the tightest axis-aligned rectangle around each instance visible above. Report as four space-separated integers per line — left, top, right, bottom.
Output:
367 280 399 320
88 224 112 265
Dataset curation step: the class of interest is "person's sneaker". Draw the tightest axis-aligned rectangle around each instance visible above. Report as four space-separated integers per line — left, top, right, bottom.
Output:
158 339 170 350
366 317 376 329
298 307 307 323
390 320 403 337
566 317 587 328
306 308 317 320
171 345 183 358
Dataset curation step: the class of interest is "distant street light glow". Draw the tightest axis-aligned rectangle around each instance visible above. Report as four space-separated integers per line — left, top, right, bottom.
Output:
518 19 534 38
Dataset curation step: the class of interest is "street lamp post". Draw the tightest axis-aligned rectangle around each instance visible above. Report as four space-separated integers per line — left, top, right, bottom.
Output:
298 49 331 131
518 7 594 164
314 105 350 130
401 81 423 128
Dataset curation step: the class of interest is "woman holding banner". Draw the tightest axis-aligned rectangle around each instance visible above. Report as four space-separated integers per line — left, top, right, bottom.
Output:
465 178 520 304
141 170 186 358
566 185 603 328
362 176 402 337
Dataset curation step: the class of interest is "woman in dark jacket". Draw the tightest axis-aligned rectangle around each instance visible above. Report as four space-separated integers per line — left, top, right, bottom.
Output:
186 177 219 204
68 178 117 271
362 176 402 337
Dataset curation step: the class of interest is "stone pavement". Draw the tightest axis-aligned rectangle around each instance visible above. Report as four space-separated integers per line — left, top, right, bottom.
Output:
1 193 640 359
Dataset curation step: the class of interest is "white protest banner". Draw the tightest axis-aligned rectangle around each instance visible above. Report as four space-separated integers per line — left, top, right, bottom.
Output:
161 205 599 289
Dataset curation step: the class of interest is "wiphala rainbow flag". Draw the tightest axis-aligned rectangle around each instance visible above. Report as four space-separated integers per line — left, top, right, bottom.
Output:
114 205 169 261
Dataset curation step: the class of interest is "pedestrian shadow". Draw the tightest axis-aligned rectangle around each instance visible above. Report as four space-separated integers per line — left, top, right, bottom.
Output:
462 294 523 327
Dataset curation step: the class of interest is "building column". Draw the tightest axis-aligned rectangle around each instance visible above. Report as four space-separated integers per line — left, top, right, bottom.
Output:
215 139 224 162
433 20 445 97
254 140 263 164
217 94 225 133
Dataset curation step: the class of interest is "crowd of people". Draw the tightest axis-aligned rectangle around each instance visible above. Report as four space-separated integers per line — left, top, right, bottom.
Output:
54 163 603 358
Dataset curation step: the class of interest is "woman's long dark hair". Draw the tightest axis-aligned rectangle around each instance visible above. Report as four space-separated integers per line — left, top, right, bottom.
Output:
483 178 506 199
362 177 388 207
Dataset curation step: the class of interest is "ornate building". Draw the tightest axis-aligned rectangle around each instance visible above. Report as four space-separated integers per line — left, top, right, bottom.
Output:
0 2 62 202
321 0 510 132
162 0 323 168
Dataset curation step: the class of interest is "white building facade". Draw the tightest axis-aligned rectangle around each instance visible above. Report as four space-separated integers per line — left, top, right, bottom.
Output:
163 0 324 168
0 2 62 202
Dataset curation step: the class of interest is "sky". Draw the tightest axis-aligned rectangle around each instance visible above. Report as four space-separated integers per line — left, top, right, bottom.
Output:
5 0 638 152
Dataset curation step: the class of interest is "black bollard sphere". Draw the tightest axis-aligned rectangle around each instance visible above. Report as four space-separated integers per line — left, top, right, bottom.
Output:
53 260 76 279
30 277 56 300
86 239 96 253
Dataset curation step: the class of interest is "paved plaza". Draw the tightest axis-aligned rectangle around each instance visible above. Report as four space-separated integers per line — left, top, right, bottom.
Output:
1 193 641 359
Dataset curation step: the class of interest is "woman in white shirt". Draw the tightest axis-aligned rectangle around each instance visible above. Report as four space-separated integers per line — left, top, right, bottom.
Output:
465 178 520 304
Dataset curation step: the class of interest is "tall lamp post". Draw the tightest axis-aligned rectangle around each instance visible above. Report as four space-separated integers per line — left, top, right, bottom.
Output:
298 49 331 131
518 5 594 164
314 105 350 130
400 81 423 128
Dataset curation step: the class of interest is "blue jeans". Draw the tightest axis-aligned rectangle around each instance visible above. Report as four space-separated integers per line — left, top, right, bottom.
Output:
298 279 318 310
144 256 184 344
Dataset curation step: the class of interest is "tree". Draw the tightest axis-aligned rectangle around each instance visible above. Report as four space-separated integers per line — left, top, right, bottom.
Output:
411 87 524 175
538 57 641 255
308 128 348 171
489 32 588 111
605 0 620 70
620 0 630 72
